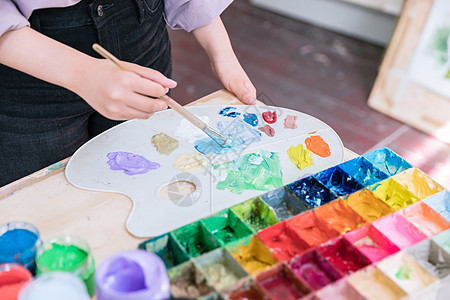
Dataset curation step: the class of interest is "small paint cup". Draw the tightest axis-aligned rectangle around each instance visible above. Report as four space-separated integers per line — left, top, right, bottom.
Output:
0 221 42 273
0 263 33 300
96 250 170 300
35 235 95 296
18 271 90 300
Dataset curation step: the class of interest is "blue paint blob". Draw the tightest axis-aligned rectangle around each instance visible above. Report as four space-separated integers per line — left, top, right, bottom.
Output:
219 107 241 118
363 147 411 176
339 157 388 187
226 112 241 118
243 113 258 127
424 190 450 221
287 177 337 208
219 106 236 115
0 229 39 270
314 166 364 196
194 120 261 155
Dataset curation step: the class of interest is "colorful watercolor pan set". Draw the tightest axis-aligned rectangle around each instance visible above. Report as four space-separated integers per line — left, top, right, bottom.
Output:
139 147 450 300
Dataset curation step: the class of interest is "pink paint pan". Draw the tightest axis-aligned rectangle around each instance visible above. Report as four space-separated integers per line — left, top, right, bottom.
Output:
344 224 400 262
372 213 427 249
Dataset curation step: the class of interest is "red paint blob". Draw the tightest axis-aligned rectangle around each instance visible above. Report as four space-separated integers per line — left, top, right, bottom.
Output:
0 264 33 300
257 222 310 261
262 111 277 124
305 135 331 157
286 211 340 247
317 237 370 275
229 285 266 300
288 250 342 290
257 265 311 299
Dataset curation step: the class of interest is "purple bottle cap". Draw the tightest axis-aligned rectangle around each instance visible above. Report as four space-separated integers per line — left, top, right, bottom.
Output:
96 250 170 300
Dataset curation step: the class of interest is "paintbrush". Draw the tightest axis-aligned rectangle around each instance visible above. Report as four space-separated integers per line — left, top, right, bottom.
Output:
92 43 231 148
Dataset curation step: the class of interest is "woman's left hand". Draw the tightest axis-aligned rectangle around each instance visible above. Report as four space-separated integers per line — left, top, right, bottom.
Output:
191 17 257 105
211 52 257 105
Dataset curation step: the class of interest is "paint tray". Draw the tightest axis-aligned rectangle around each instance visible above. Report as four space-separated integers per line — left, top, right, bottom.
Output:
65 105 344 237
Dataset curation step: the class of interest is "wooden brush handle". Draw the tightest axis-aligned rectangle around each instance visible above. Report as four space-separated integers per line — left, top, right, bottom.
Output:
92 43 207 130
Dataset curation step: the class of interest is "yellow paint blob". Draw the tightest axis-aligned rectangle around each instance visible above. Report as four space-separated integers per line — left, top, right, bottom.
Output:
393 168 444 200
288 144 313 170
230 236 276 274
345 190 394 222
369 179 419 211
173 153 207 173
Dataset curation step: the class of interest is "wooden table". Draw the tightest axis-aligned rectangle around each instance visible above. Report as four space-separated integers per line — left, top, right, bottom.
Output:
0 90 357 265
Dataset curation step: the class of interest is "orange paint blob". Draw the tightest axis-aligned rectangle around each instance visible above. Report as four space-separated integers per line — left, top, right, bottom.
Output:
305 135 331 157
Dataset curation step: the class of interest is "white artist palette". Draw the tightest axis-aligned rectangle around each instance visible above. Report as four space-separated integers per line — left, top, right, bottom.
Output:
66 105 344 237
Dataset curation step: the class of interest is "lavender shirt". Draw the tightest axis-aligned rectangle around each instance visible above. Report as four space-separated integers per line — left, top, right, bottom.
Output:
0 0 232 37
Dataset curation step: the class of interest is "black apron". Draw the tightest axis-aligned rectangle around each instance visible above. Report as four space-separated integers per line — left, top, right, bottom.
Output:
0 0 172 186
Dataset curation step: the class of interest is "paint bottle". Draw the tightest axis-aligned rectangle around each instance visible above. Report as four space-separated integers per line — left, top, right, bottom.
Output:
35 235 95 296
18 271 90 300
0 221 42 273
0 263 33 300
96 250 170 300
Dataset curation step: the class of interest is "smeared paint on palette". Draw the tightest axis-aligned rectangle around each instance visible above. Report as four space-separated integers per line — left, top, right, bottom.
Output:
66 105 344 237
212 151 283 194
107 151 160 175
136 147 450 299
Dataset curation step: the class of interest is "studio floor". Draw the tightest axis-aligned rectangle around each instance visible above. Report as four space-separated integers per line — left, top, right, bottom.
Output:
169 0 450 189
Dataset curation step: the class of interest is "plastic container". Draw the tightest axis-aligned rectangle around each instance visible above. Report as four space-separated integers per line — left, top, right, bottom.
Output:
96 250 170 300
0 263 33 300
18 271 90 300
35 235 95 296
0 221 42 273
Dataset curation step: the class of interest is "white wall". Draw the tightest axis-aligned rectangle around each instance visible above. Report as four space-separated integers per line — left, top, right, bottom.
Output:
250 0 402 45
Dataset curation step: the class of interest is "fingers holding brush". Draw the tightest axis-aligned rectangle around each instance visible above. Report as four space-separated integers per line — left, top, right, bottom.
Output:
74 57 175 120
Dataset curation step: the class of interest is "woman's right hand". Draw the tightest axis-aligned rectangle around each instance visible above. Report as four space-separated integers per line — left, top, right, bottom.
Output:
73 58 177 120
0 27 176 120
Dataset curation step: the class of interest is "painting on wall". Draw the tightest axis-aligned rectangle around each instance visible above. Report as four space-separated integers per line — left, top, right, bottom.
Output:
368 0 450 144
409 0 450 98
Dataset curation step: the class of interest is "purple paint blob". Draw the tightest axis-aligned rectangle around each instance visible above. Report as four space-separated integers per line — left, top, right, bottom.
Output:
107 152 160 175
96 250 170 300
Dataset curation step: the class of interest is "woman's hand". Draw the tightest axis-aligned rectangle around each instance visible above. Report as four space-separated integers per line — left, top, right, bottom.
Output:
74 59 177 120
0 27 177 121
192 17 257 105
210 51 256 105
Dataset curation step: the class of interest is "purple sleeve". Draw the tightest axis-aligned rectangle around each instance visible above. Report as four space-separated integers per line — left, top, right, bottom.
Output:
164 0 233 32
0 0 30 37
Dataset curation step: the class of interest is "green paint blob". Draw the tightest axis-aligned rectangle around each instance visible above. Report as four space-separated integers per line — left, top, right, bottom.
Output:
38 243 87 269
395 265 413 280
201 210 253 246
36 243 95 296
231 197 279 232
171 222 220 258
212 151 283 194
140 234 189 268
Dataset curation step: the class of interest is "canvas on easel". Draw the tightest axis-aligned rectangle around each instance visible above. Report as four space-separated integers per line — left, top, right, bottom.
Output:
368 0 450 144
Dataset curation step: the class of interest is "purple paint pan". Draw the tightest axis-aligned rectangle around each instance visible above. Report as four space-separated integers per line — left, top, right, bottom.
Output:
287 250 342 290
95 250 170 300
